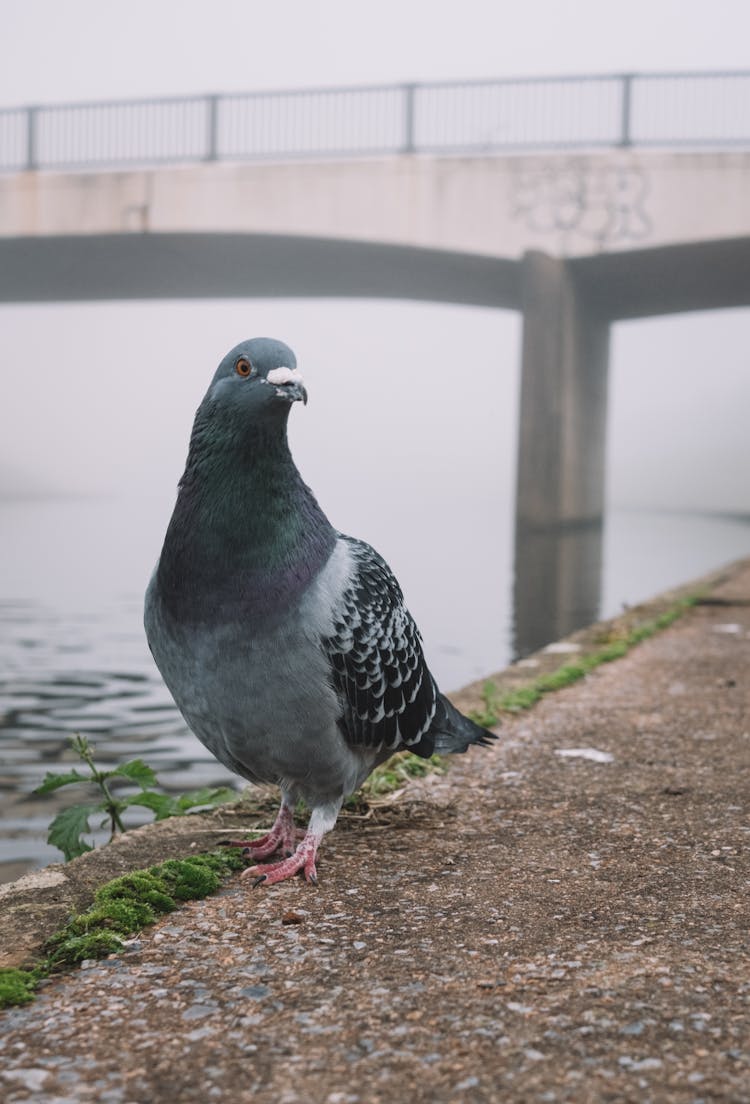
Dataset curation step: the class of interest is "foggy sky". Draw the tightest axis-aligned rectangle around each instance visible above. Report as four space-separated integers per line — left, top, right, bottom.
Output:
1 0 749 517
5 1 750 104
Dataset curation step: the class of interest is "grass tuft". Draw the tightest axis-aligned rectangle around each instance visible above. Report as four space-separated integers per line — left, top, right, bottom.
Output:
343 752 448 809
470 594 699 728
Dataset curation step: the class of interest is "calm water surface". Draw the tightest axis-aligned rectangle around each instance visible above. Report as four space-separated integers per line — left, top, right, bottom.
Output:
2 494 749 882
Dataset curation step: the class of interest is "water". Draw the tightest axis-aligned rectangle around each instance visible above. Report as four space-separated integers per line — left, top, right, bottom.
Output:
2 494 749 884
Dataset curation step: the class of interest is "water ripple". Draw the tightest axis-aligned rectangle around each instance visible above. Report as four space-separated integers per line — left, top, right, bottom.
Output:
0 595 240 880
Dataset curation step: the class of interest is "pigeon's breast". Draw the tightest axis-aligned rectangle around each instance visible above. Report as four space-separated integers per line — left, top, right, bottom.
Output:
144 538 362 791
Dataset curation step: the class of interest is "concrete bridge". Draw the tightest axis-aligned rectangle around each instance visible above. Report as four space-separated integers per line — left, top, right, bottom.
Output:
2 72 750 652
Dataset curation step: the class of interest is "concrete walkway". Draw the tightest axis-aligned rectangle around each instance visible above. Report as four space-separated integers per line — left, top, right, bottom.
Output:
1 562 749 1103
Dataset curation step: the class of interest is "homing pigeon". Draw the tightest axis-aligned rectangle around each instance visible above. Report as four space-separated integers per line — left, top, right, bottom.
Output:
144 338 495 886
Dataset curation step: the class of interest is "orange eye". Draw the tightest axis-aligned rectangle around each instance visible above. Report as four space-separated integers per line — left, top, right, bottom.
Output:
235 357 253 377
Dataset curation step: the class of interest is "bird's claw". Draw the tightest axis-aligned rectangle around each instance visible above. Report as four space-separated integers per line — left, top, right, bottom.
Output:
219 835 273 851
240 832 320 887
218 814 303 861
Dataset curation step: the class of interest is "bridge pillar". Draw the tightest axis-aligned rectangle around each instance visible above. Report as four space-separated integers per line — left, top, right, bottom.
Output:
513 251 611 656
516 251 610 529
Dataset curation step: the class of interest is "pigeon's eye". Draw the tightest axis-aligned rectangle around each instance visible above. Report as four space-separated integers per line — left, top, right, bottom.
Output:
235 357 253 377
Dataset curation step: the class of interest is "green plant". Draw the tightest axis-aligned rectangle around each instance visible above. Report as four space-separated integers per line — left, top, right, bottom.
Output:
470 595 699 727
339 753 448 812
35 734 236 861
0 849 247 1008
0 968 38 1007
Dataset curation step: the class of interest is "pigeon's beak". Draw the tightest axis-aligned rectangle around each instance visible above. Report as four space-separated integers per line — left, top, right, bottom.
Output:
265 368 308 406
287 382 308 405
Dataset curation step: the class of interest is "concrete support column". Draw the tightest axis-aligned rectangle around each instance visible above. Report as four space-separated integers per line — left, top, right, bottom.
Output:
513 251 611 656
516 251 610 529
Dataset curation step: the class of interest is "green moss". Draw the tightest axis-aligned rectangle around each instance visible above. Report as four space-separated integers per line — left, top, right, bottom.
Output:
471 594 700 727
595 640 629 663
154 857 220 900
201 848 247 873
45 929 126 970
0 967 39 1008
498 685 543 712
536 663 587 692
94 871 177 914
1 849 247 1009
64 898 158 935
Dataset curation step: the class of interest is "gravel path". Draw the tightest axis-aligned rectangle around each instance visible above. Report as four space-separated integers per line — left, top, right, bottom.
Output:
1 565 749 1103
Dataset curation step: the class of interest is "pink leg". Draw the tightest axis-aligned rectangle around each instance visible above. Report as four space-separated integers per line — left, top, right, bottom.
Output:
241 828 321 887
220 800 300 861
240 803 340 888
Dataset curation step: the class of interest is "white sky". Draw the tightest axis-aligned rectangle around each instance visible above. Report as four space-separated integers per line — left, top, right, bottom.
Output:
1 0 749 514
4 1 750 105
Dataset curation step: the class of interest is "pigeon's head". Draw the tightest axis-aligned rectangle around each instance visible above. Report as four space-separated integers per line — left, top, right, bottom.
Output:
204 338 308 425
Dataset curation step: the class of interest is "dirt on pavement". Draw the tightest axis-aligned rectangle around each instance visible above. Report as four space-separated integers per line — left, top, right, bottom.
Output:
1 561 749 1103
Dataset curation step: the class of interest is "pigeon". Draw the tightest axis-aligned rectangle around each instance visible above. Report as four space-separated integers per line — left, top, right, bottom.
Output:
144 337 494 886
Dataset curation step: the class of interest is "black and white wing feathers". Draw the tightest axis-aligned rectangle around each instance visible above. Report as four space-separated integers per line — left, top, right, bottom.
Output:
324 536 438 757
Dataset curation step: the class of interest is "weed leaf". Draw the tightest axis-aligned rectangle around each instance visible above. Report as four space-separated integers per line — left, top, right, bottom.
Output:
174 786 237 813
47 805 98 861
34 769 91 796
109 759 159 789
125 791 176 820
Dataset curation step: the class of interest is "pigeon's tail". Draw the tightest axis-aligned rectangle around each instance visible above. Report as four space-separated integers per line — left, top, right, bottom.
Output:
430 693 498 755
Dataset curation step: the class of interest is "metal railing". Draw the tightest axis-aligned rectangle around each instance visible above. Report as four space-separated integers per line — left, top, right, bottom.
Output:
1 70 749 173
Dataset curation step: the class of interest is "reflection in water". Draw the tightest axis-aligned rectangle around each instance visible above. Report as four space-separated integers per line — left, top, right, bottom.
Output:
513 521 603 658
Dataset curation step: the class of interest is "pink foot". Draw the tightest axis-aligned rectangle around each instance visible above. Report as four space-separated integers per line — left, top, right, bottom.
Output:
220 803 301 861
241 830 320 887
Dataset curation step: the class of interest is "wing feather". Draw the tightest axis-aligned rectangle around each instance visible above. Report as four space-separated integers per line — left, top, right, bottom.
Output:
323 536 437 756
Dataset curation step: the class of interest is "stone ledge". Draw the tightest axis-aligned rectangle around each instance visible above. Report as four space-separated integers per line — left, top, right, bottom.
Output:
1 554 747 970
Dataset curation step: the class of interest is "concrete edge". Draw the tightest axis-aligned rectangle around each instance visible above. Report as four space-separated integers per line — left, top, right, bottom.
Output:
447 555 747 718
1 554 748 971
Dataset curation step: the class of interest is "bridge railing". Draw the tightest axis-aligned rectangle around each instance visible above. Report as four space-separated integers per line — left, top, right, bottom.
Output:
1 70 749 172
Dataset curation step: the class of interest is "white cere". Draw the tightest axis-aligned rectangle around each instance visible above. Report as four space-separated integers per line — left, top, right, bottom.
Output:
266 366 305 386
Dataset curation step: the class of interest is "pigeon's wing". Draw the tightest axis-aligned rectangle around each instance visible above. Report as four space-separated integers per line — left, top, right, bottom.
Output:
323 535 438 756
